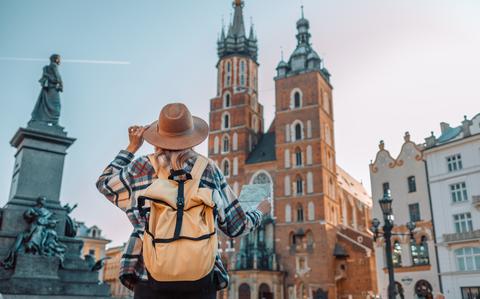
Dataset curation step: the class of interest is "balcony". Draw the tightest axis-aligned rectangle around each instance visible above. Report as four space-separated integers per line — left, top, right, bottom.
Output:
472 195 480 209
443 229 480 243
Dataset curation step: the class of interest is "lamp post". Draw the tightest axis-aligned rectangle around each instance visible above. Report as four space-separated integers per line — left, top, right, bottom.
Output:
371 192 416 299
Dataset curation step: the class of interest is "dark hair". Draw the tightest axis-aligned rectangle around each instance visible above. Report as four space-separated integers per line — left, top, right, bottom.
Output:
50 54 61 63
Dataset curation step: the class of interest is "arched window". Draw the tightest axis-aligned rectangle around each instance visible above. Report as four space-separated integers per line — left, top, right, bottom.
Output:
252 172 271 185
213 136 219 154
393 240 402 267
285 204 292 223
411 236 430 266
306 120 312 138
296 176 303 195
222 112 230 130
308 201 315 221
325 124 331 145
290 88 303 109
258 284 272 299
222 135 230 152
238 283 251 299
291 120 304 141
222 159 230 177
306 230 314 247
295 147 302 166
224 92 231 108
252 115 258 133
297 204 304 222
294 92 301 108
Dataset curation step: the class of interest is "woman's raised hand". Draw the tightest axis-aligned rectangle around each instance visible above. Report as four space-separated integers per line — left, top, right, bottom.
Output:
126 125 147 154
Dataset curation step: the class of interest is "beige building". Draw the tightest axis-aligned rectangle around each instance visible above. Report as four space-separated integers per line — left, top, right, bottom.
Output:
77 222 111 281
104 244 133 299
370 132 441 299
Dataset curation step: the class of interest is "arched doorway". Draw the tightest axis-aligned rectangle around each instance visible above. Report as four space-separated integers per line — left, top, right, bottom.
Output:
258 283 273 299
415 280 433 299
395 282 405 299
239 283 251 299
313 288 328 299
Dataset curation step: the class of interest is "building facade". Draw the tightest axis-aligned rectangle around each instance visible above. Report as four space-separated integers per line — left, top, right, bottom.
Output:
423 115 480 299
210 2 377 298
370 133 441 299
103 244 134 299
77 221 111 281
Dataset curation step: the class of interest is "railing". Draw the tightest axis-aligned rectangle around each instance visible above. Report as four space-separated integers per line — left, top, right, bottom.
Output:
443 229 480 243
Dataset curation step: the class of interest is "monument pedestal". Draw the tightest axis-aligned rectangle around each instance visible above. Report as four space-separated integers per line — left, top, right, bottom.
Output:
0 126 111 298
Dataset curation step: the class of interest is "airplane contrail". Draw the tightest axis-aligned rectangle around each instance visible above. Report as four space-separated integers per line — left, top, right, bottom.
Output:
0 57 131 65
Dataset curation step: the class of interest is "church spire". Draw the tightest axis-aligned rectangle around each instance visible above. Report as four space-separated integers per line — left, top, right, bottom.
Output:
217 0 258 62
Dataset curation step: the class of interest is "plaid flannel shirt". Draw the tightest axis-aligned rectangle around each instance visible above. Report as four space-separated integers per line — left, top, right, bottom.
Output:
96 150 263 290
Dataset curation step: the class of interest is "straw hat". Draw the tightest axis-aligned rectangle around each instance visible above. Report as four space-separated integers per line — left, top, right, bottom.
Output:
143 103 209 150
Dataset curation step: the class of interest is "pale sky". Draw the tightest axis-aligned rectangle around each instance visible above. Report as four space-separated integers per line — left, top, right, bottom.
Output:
1 0 479 247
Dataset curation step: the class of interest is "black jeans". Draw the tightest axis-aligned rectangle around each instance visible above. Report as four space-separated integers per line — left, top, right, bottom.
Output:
133 280 217 299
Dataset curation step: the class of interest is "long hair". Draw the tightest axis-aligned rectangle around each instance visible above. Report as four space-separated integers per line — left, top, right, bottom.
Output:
153 147 197 171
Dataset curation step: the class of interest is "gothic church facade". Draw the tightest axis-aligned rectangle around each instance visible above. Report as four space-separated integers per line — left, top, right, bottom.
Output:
209 2 377 298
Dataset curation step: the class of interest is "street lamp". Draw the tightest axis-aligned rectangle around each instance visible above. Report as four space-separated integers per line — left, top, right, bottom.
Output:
371 192 416 299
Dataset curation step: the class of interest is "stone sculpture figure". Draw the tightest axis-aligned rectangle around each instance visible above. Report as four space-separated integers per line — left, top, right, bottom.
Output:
29 54 63 127
2 197 66 269
64 203 78 237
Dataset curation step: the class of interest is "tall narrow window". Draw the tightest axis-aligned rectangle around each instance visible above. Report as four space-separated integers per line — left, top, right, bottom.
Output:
450 182 468 202
222 135 230 152
407 176 416 193
393 241 402 267
284 175 291 196
224 93 231 108
223 113 230 129
306 145 312 165
295 148 302 166
294 123 302 141
226 61 232 87
307 172 313 194
296 176 303 195
297 204 304 222
240 60 246 86
232 132 238 150
223 160 230 177
284 149 291 168
294 92 301 108
308 201 315 221
447 154 463 172
408 203 421 222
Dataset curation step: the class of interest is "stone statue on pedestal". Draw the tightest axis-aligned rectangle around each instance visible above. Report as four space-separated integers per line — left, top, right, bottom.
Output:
2 197 66 269
28 54 63 127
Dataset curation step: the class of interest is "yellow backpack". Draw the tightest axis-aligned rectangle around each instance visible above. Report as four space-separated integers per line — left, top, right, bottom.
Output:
138 155 217 285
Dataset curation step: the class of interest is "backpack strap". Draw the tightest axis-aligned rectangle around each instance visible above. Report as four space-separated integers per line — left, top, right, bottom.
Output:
190 155 209 181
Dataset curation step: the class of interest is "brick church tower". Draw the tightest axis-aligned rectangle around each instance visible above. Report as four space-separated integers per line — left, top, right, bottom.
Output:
209 0 264 194
210 2 378 299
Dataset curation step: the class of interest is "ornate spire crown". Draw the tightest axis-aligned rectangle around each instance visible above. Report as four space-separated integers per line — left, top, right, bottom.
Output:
217 0 258 62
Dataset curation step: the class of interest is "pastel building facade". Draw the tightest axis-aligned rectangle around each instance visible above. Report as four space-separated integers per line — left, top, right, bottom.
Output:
370 133 441 299
423 114 480 299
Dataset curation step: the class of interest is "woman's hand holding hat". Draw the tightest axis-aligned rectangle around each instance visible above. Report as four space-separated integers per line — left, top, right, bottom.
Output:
126 125 147 154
